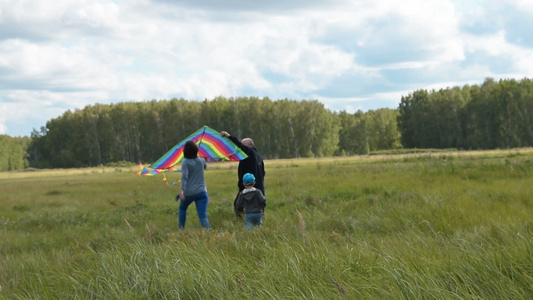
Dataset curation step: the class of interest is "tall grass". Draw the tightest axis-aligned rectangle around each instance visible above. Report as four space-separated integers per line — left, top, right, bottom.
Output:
1 149 533 299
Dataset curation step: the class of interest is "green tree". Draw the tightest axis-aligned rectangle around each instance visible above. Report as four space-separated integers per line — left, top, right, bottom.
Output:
398 90 430 148
366 108 401 151
337 110 369 155
0 135 30 171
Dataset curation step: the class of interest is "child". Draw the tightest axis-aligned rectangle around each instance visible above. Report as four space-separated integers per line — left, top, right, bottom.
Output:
235 173 267 230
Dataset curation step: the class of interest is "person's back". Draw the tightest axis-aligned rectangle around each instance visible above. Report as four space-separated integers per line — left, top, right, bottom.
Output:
235 173 266 230
237 149 265 194
236 188 266 214
220 131 266 195
181 157 206 196
177 140 210 229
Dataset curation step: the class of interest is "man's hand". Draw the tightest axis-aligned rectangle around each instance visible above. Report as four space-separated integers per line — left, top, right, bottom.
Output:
220 131 230 137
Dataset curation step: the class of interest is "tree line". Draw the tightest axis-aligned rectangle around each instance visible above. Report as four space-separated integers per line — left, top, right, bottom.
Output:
1 78 532 171
398 77 533 149
0 135 31 171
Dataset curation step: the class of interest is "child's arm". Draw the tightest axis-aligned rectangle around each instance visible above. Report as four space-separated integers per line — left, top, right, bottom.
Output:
258 191 267 208
235 193 244 213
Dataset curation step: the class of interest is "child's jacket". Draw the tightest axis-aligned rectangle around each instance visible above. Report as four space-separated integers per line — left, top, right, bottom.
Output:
235 188 267 214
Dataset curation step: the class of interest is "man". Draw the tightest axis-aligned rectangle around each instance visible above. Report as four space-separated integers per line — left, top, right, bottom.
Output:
220 130 266 216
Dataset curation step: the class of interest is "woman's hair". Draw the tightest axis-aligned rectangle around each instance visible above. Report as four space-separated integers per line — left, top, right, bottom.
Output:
183 140 198 159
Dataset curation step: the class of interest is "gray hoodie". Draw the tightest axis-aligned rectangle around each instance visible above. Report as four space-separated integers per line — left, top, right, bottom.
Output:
235 187 266 214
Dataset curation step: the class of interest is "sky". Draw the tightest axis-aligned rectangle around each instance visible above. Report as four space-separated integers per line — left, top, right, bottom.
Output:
1 0 533 137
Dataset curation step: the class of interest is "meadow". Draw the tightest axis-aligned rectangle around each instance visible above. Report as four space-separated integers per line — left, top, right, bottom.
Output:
1 149 533 299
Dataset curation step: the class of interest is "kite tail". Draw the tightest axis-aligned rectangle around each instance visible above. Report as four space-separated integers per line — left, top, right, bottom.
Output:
162 172 179 187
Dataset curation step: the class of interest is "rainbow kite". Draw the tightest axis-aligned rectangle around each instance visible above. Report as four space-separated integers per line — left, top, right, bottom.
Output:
146 125 248 170
136 163 180 186
136 164 166 176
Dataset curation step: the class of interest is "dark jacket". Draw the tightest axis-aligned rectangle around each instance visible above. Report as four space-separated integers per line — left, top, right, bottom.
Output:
235 188 267 214
228 136 266 195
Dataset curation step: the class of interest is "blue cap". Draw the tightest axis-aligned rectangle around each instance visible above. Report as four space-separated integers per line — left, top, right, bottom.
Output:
243 173 255 185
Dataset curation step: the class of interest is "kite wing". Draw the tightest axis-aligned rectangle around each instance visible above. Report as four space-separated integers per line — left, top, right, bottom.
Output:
149 125 248 170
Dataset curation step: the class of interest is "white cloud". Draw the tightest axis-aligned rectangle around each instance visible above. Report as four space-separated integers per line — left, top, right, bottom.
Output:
465 30 533 73
0 40 120 91
503 0 533 12
0 0 532 136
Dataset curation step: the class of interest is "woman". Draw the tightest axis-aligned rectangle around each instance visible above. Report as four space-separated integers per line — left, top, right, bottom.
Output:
177 140 210 229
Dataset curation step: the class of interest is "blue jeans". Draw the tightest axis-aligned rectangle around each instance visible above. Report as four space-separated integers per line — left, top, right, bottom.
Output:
178 191 210 229
244 213 263 230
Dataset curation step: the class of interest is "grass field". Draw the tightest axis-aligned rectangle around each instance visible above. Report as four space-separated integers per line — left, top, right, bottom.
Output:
1 149 533 299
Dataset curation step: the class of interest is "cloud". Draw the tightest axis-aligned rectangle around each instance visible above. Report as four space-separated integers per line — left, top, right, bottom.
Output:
0 0 532 136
